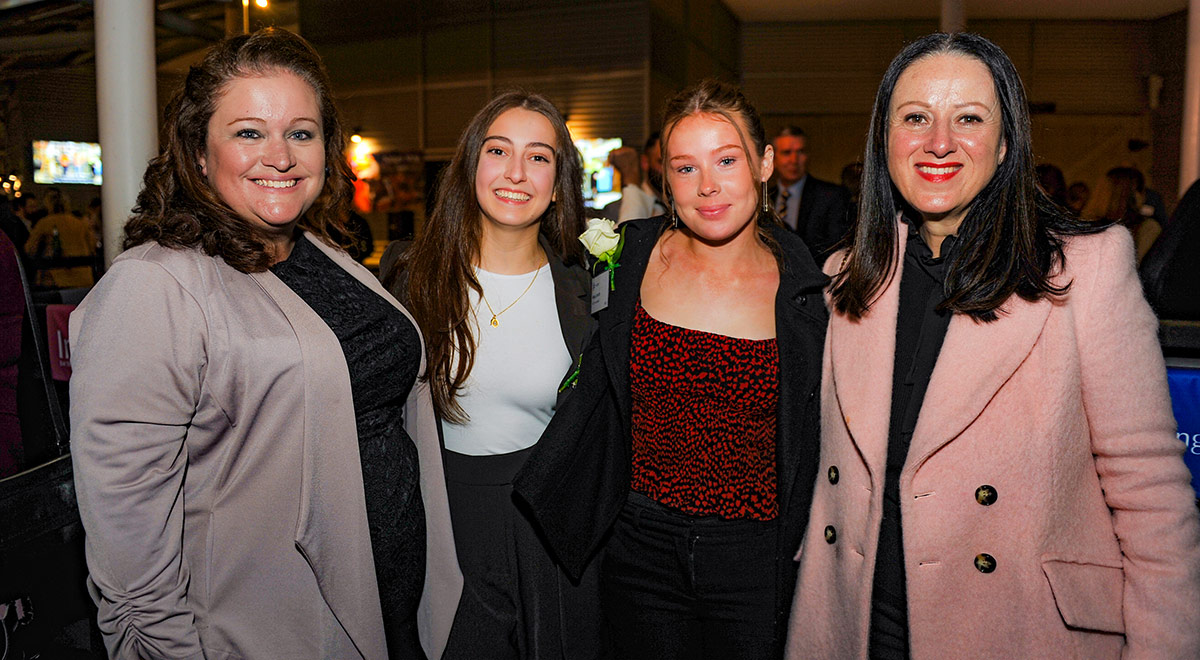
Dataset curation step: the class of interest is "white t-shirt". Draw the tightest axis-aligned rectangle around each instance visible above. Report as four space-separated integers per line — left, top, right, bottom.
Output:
617 183 665 224
441 264 571 455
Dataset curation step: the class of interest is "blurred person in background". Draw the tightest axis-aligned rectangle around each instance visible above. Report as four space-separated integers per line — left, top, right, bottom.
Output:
380 90 601 660
788 32 1200 659
0 196 29 250
24 187 96 288
771 125 852 262
602 132 668 223
1139 176 1200 320
1066 180 1090 216
1131 167 1168 227
0 230 24 478
69 28 460 659
609 145 660 223
842 161 865 214
1083 166 1161 263
1035 163 1068 207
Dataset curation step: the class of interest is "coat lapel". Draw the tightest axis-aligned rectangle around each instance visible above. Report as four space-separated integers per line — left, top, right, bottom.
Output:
796 177 818 236
542 234 592 384
599 219 662 429
770 224 830 511
906 290 1051 471
828 231 903 485
252 233 432 660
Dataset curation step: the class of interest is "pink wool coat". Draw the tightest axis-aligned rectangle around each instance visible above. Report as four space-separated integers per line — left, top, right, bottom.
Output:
786 226 1200 659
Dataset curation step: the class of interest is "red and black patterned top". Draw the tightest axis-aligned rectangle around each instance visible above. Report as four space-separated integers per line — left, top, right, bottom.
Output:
629 301 779 521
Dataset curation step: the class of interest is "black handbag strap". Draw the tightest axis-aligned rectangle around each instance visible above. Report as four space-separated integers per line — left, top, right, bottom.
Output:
9 241 69 450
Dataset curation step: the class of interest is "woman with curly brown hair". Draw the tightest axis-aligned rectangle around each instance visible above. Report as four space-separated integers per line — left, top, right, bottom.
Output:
69 28 460 659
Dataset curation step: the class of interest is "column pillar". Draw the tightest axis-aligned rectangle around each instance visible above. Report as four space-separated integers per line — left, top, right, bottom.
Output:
941 0 966 34
1181 0 1200 195
94 0 158 267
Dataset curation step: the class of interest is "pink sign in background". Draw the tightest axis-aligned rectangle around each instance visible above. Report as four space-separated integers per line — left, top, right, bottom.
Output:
45 304 74 381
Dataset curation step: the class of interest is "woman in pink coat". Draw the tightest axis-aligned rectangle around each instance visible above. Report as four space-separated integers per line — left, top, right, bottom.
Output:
786 32 1200 660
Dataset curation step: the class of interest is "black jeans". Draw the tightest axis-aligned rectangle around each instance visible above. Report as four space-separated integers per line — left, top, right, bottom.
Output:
601 492 778 660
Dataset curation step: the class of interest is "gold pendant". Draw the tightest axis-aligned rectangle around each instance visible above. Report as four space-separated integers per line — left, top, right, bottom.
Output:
490 315 499 328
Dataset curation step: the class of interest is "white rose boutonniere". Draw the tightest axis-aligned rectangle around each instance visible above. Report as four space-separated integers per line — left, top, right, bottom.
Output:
579 217 625 290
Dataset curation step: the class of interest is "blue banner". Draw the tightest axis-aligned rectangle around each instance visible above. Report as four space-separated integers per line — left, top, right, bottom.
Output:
1167 366 1200 499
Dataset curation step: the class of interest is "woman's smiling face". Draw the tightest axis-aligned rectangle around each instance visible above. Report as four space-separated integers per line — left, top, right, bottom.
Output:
199 70 325 242
887 52 1007 229
665 112 773 244
474 107 558 232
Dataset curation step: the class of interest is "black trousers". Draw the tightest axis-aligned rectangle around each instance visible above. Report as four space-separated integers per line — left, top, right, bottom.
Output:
442 447 604 660
601 492 778 660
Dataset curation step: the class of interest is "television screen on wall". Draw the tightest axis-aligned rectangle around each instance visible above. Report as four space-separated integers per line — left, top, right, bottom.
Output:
32 140 103 185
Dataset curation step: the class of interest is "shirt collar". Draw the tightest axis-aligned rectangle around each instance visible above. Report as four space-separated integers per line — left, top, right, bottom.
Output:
902 213 960 281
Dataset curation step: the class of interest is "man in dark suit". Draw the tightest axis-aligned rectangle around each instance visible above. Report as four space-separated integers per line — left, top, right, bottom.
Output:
0 197 30 255
771 126 852 262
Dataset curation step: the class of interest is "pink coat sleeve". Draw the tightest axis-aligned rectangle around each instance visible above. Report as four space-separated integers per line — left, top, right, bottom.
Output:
1074 228 1200 659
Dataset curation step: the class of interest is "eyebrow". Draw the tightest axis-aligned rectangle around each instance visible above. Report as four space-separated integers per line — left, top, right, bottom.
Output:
668 144 742 161
225 116 320 126
893 100 992 109
483 135 556 152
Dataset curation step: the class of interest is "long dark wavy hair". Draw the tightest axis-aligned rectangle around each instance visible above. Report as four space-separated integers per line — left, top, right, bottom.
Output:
393 91 585 423
123 28 354 272
830 32 1105 321
658 79 782 250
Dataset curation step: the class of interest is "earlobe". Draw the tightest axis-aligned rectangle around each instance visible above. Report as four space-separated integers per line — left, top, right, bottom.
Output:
998 140 1007 165
197 153 208 177
760 144 775 182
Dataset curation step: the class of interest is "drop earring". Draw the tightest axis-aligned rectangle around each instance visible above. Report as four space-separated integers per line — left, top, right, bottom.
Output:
761 180 771 216
671 203 679 230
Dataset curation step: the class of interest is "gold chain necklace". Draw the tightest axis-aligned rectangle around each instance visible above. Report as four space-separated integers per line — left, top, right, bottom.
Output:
480 263 542 328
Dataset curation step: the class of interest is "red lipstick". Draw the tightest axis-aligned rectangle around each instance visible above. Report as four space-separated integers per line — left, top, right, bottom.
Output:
915 162 963 183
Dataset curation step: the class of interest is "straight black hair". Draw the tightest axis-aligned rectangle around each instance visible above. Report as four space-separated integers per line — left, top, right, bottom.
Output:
830 32 1105 321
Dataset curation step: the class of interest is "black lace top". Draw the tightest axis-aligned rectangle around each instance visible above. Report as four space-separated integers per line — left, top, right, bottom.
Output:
271 237 426 659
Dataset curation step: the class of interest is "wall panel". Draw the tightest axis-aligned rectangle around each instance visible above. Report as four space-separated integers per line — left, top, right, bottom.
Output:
493 3 646 77
339 89 421 152
321 36 422 92
1150 10 1186 202
425 23 491 85
424 85 490 152
495 72 646 144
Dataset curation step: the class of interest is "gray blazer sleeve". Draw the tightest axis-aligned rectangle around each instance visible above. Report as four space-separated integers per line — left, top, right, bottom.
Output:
69 259 207 660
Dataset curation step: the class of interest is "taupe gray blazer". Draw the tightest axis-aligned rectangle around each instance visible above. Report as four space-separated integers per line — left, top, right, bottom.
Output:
69 233 462 660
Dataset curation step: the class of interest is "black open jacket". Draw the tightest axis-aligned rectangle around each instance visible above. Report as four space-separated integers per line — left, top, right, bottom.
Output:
513 216 829 651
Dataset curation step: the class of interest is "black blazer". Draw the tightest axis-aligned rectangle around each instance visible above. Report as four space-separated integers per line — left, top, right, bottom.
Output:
513 217 829 646
774 175 852 264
